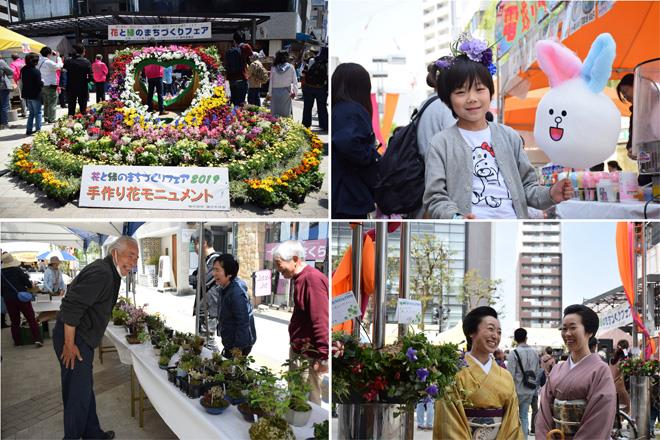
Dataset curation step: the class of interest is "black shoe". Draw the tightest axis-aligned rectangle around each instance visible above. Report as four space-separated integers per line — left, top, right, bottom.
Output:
100 431 115 439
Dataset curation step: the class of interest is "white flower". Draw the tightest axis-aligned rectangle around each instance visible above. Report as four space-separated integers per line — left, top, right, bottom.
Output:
73 123 83 131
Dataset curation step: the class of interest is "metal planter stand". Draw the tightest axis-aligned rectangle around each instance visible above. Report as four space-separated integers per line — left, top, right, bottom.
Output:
337 402 415 440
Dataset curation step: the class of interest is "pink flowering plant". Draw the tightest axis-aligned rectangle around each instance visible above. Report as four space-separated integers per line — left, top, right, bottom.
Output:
332 331 460 406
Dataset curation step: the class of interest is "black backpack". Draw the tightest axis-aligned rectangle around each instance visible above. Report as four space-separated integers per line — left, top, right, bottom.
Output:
225 46 244 75
305 60 327 87
373 96 438 215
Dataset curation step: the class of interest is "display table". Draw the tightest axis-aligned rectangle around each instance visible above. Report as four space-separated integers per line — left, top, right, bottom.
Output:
556 200 660 219
103 326 328 439
104 324 134 365
31 297 62 313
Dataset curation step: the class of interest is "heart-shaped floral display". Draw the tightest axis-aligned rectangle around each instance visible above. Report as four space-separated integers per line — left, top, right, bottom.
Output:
134 59 197 111
10 45 324 210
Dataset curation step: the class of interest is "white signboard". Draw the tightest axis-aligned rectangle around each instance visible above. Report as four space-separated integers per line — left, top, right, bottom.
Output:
394 299 422 324
80 165 230 210
599 303 633 332
108 22 211 41
332 291 360 326
254 270 272 297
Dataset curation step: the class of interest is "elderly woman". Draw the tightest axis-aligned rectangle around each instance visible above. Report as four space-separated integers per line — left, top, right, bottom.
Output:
212 254 256 358
43 256 66 296
1 252 42 347
535 304 616 439
434 306 523 439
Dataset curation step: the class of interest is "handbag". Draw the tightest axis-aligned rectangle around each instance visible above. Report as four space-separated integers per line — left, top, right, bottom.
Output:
1 273 33 302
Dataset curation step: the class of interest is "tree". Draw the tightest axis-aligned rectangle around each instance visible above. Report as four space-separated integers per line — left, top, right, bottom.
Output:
408 235 453 331
458 269 504 317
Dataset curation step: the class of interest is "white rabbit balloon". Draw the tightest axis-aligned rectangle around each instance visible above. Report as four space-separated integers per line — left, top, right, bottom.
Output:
533 33 620 169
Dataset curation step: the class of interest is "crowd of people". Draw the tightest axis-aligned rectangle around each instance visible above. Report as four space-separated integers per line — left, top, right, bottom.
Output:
0 32 328 134
430 304 660 439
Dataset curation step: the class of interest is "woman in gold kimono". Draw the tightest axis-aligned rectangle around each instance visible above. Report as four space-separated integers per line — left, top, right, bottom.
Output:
434 306 524 440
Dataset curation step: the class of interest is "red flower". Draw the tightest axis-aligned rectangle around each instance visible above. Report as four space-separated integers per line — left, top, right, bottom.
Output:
351 363 363 374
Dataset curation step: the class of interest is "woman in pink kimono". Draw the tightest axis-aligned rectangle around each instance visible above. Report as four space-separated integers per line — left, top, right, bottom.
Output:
535 304 616 439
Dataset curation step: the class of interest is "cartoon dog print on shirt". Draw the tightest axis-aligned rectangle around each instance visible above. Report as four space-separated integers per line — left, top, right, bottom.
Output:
472 142 510 208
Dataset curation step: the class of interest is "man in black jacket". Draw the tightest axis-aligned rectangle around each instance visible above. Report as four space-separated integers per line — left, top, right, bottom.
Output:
63 44 92 116
53 236 139 439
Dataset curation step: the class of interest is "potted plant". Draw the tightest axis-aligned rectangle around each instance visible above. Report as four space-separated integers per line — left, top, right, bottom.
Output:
226 381 247 405
203 372 225 394
283 359 313 427
187 369 205 399
311 420 329 440
619 356 659 427
112 308 129 326
249 416 295 440
145 313 164 333
159 341 179 369
244 367 295 440
239 367 278 423
332 331 460 440
200 386 230 415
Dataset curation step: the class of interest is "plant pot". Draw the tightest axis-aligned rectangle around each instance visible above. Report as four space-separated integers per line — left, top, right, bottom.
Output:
285 407 312 427
125 334 140 344
337 403 415 440
201 380 223 395
187 381 203 399
167 367 177 384
227 393 247 406
178 376 189 393
238 402 269 423
249 416 295 440
200 397 230 415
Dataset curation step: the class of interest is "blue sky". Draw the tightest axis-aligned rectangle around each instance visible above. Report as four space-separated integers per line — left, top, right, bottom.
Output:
493 221 620 336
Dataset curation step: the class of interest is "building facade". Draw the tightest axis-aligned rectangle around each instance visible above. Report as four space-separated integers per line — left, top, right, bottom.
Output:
331 222 469 331
517 222 563 328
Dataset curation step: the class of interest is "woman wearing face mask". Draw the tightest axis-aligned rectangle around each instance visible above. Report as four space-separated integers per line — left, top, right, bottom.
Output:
434 306 523 439
212 254 256 358
535 304 616 439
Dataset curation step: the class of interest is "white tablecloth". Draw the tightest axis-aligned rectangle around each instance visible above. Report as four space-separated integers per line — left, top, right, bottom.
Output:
130 343 327 439
104 326 328 439
31 297 62 313
104 324 134 365
556 200 660 219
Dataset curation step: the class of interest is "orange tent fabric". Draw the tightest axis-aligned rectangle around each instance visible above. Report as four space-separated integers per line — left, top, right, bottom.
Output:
331 235 376 334
504 86 631 131
512 1 660 93
615 222 657 359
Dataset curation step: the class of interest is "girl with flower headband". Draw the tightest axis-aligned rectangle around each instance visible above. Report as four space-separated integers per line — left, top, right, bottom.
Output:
423 34 573 219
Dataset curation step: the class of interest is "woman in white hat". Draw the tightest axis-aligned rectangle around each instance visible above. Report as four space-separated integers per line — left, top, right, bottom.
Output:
1 252 43 347
43 256 66 296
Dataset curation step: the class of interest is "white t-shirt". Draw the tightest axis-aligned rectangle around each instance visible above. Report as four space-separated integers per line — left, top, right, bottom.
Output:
458 126 516 219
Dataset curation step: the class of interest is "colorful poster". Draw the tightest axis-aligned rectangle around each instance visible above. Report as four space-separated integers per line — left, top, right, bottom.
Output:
108 22 211 41
79 165 230 210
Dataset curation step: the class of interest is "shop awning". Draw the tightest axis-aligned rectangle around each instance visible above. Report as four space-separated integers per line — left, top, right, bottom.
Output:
504 86 631 132
0 25 45 52
504 1 660 95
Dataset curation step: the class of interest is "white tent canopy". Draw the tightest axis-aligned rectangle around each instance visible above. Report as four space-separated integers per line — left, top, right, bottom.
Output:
33 35 73 57
1 223 83 247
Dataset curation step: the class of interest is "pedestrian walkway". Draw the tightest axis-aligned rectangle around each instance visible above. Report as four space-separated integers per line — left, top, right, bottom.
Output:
0 95 328 218
0 323 176 439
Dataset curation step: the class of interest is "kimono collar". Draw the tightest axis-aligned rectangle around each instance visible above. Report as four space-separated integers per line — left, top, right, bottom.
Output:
467 351 493 375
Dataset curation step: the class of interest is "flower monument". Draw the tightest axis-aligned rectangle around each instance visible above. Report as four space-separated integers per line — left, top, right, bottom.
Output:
11 45 323 209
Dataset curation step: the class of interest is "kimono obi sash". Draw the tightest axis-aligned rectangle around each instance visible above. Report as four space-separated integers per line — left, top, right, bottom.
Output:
465 407 504 440
552 399 587 436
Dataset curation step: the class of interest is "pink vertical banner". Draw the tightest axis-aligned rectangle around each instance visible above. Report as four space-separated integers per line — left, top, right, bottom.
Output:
370 93 385 147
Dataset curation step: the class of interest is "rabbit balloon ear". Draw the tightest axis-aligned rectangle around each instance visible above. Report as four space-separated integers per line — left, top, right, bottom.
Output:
581 33 616 93
536 39 582 88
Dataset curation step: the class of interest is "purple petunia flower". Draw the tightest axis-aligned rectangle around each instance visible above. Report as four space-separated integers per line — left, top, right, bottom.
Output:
406 347 418 362
459 39 488 62
417 367 429 382
426 384 439 396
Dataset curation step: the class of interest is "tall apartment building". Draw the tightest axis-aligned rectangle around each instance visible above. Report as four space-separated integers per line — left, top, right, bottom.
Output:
517 222 563 328
421 0 481 65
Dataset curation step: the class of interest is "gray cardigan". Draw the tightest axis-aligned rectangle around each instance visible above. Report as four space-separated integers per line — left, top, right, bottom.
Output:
423 122 554 219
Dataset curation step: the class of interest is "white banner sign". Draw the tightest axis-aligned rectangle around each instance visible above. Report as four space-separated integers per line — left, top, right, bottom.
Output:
254 270 272 297
599 303 633 332
332 291 360 326
108 22 212 41
80 165 230 210
395 299 422 324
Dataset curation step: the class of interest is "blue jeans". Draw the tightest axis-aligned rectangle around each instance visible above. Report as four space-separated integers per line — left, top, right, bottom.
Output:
26 99 42 134
0 89 10 126
229 79 248 106
53 320 106 439
518 393 534 436
416 399 434 428
247 88 261 106
302 85 328 130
